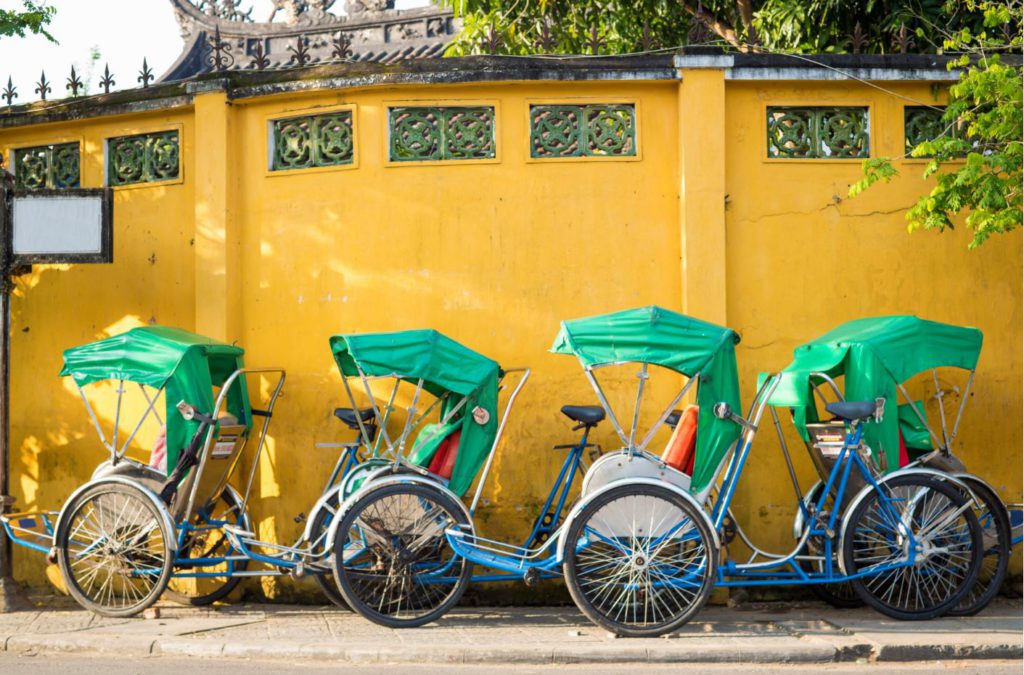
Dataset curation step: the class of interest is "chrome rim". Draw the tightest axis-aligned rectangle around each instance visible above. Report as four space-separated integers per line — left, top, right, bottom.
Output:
572 493 709 629
64 489 167 611
850 482 975 612
338 489 466 620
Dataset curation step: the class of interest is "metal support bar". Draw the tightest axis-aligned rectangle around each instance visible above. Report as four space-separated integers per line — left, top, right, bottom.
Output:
627 363 648 450
932 369 951 451
948 370 974 449
637 374 699 451
75 383 115 456
582 368 630 448
896 382 944 449
110 380 125 461
769 406 803 502
395 378 424 463
469 368 530 516
116 384 163 460
138 383 163 426
340 372 376 453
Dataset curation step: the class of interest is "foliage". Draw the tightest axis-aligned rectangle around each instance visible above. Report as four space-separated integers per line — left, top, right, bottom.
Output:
850 0 1022 248
0 1 55 42
440 0 983 56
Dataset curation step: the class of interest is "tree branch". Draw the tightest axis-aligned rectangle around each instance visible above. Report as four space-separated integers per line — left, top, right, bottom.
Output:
679 1 743 50
735 0 761 49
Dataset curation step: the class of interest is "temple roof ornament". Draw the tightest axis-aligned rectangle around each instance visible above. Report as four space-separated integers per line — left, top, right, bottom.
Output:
161 0 456 82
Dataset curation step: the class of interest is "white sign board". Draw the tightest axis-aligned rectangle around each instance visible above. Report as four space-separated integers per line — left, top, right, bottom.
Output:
7 189 112 264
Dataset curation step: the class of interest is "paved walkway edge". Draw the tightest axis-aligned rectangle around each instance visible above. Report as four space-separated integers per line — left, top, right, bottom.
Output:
1 633 1020 664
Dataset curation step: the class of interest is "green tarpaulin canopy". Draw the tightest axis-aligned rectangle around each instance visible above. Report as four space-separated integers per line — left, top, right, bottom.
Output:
769 316 981 470
329 330 500 497
550 306 743 494
60 326 250 475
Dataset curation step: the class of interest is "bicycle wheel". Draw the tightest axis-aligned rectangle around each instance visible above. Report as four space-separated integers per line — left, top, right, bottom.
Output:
563 483 717 637
56 481 174 617
945 475 1011 617
332 481 472 627
841 474 982 620
307 490 348 608
164 488 249 606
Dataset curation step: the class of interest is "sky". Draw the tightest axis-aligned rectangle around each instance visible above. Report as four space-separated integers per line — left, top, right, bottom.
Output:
0 0 427 101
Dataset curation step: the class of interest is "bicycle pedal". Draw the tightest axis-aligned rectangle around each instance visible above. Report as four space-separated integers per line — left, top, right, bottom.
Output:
523 568 540 586
294 512 307 523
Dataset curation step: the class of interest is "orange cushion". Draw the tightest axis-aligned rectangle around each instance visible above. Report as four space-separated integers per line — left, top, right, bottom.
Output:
662 405 698 474
427 430 461 480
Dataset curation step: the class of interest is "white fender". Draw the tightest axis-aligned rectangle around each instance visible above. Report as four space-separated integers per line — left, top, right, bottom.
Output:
836 468 976 576
555 476 718 567
581 450 692 498
52 476 178 553
323 474 472 554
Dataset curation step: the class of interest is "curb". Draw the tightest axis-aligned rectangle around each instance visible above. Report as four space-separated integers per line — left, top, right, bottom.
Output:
8 633 1020 664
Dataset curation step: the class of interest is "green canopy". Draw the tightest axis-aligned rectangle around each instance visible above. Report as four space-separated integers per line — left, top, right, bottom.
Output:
60 326 250 476
329 330 500 497
550 306 743 494
769 316 981 470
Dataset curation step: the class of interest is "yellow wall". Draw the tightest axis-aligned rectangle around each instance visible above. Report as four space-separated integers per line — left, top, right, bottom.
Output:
1 71 1020 595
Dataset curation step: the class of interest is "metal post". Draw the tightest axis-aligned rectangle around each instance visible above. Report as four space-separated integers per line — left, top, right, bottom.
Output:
0 177 27 611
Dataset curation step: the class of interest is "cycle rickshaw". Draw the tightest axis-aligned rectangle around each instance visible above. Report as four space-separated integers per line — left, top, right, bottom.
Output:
0 325 370 615
324 329 637 626
335 308 984 637
774 315 1023 616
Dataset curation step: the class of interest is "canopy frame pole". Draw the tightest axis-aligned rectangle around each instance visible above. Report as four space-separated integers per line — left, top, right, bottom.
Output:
948 369 974 450
393 378 424 465
896 382 944 449
356 366 397 455
627 363 649 451
809 372 844 405
76 383 114 458
110 379 125 463
583 368 630 448
370 378 402 458
931 369 951 452
470 367 530 517
116 384 164 461
138 383 163 426
183 367 286 524
769 406 803 502
239 369 287 513
407 392 449 437
340 373 377 454
637 374 699 452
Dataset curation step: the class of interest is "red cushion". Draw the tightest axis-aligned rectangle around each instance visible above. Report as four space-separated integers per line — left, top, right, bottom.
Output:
427 430 461 480
662 406 698 475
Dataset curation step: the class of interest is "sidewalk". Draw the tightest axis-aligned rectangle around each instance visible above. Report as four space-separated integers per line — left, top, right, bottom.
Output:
0 597 1020 665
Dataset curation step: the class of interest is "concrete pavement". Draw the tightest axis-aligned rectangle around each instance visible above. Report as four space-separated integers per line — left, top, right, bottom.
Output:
0 596 1020 665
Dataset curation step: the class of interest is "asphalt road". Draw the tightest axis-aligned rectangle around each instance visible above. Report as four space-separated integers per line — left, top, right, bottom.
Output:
0 654 1021 675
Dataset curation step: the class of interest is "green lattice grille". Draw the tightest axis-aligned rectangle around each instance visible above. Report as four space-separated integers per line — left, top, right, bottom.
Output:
271 111 354 171
767 107 869 159
389 106 495 162
107 130 180 186
13 142 80 189
530 104 636 158
904 106 950 154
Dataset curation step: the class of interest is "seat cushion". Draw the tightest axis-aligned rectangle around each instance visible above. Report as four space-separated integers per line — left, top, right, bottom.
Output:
662 405 698 474
427 430 461 480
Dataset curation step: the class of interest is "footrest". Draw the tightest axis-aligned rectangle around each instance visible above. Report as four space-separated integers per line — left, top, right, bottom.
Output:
1 510 59 554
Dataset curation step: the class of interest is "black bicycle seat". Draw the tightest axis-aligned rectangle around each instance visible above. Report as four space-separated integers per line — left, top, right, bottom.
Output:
333 407 375 430
560 405 605 426
825 400 877 422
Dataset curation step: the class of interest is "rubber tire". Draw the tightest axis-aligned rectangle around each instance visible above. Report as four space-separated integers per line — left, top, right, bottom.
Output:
944 476 1011 617
56 481 174 617
307 490 348 609
332 482 472 628
841 474 983 621
163 489 249 606
563 483 717 638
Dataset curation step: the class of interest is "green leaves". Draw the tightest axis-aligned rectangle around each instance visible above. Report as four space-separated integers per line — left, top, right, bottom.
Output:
0 1 56 43
850 0 1022 248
